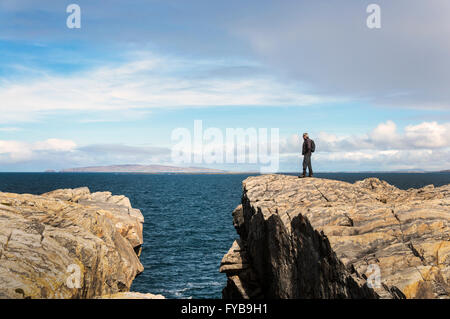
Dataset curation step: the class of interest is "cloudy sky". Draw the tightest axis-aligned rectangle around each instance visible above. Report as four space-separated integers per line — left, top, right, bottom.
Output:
0 0 449 172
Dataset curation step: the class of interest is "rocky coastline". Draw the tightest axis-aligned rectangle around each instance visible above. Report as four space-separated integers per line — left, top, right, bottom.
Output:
220 175 450 299
0 187 163 299
2 175 448 299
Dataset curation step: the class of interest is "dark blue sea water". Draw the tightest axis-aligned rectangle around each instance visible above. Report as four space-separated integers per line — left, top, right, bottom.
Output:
0 172 449 298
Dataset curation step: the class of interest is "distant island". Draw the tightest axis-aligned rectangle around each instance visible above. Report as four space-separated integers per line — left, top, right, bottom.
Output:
54 164 228 174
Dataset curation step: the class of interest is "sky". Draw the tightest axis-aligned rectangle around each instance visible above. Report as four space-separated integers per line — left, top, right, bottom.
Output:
0 0 449 172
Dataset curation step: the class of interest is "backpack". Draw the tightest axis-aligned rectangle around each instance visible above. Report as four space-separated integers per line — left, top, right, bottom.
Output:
311 139 315 152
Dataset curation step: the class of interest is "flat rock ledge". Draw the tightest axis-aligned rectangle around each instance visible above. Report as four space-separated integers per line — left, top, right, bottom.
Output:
0 187 158 299
220 175 450 299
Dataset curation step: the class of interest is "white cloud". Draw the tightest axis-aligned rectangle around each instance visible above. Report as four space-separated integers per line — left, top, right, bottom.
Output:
0 53 330 124
306 121 450 152
1 121 449 171
278 120 450 171
168 120 450 171
404 122 450 148
0 138 77 163
370 121 398 143
0 139 175 170
33 139 77 152
0 140 32 161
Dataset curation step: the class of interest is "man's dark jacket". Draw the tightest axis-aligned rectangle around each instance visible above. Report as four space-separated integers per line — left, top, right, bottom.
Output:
302 138 312 155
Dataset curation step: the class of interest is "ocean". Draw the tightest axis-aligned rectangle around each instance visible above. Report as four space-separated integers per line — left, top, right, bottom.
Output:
1 172 449 298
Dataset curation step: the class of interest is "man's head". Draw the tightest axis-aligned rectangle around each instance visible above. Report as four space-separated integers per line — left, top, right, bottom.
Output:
303 133 309 140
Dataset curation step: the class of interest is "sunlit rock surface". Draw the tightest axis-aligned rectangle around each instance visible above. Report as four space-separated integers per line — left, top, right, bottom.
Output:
0 187 155 299
221 175 450 299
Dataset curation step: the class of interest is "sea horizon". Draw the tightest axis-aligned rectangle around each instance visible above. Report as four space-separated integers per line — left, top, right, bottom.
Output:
1 170 450 174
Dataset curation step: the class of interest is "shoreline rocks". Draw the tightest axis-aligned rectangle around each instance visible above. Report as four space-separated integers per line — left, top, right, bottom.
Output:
0 187 154 299
220 175 450 299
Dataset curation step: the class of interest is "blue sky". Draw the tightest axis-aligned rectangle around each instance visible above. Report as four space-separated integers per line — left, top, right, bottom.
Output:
0 1 450 172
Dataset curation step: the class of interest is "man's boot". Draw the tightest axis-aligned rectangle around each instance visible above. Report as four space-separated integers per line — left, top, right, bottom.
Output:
299 170 306 178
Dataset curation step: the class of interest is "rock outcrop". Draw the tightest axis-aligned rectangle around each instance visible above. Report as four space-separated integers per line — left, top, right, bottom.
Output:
220 175 450 299
0 187 150 299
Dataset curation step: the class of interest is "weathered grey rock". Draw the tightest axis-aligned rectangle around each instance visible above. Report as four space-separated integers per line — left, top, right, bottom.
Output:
220 175 450 299
0 187 155 299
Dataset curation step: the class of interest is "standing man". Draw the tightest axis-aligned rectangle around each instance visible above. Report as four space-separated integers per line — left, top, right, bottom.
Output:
300 133 314 178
